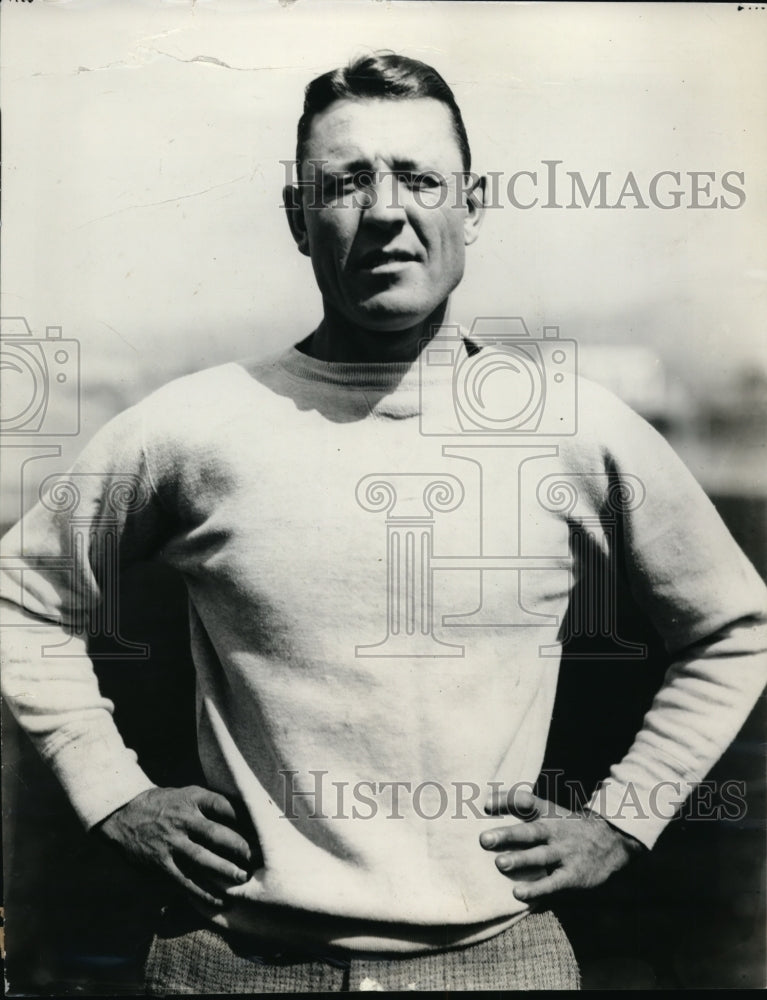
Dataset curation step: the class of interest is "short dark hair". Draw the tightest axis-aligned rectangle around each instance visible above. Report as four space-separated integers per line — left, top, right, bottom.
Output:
296 52 471 173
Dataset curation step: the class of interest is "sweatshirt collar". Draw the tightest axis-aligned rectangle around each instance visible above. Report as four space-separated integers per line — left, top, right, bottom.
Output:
278 330 471 392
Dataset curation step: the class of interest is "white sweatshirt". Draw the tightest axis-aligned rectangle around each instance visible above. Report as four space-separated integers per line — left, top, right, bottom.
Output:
2 339 766 952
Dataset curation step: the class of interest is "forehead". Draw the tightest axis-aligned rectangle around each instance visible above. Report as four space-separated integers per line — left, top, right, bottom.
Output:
304 97 463 170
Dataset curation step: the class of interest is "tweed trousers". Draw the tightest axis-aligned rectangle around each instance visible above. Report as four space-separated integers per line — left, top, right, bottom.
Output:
144 907 580 993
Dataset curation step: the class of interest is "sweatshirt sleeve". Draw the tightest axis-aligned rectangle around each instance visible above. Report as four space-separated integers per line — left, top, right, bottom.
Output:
0 402 174 829
580 387 767 848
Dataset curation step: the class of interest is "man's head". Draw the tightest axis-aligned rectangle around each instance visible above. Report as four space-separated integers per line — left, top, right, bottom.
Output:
295 53 472 175
284 53 485 339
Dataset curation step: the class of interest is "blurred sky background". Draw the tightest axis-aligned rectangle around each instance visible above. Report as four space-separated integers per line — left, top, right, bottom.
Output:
1 0 766 518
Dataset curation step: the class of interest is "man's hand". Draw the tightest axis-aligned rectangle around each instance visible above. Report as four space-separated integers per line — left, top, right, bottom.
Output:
95 786 255 908
480 788 644 902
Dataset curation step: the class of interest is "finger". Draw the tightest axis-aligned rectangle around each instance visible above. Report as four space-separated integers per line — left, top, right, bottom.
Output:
513 868 572 902
191 817 253 868
485 788 565 820
166 859 226 909
495 845 560 874
193 790 240 827
174 855 246 899
480 821 548 850
514 790 567 821
484 786 541 818
176 840 250 886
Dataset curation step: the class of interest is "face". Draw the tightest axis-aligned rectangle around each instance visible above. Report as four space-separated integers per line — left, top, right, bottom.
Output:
286 97 484 333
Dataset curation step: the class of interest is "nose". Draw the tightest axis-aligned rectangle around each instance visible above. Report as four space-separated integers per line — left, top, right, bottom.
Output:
357 171 408 229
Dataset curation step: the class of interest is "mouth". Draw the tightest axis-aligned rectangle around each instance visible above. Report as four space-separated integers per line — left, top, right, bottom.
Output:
354 248 421 272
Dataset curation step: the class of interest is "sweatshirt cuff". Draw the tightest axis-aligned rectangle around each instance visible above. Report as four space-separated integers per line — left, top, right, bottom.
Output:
586 776 692 849
44 731 158 830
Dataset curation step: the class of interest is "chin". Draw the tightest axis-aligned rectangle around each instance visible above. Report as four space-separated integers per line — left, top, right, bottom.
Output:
357 314 427 334
351 298 440 334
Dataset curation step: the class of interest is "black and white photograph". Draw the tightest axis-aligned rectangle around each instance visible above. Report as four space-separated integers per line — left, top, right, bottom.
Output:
1 1 766 993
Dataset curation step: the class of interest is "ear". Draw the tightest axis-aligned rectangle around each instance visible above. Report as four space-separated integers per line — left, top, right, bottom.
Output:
283 184 311 257
463 174 486 247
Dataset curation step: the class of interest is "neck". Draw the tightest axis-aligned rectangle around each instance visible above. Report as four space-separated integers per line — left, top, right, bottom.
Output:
299 302 451 364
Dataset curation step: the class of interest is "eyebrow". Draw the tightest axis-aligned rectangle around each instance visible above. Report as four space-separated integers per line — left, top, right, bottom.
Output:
320 156 440 175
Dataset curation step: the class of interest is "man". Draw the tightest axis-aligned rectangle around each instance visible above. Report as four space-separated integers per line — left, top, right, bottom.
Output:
1 53 766 993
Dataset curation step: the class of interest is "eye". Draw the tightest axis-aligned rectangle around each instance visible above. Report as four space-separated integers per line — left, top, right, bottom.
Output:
322 171 376 201
324 174 355 197
353 169 376 190
402 171 445 192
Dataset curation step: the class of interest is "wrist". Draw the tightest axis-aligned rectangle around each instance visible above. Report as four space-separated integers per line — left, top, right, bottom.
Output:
584 808 647 856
